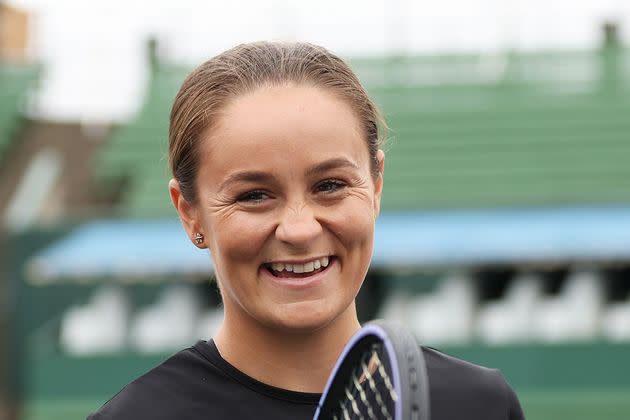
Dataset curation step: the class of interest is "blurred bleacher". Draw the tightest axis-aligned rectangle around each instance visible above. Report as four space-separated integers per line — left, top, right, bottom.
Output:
95 65 184 218
368 50 630 209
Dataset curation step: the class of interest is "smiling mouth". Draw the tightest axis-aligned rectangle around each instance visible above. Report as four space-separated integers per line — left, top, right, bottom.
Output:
263 256 334 278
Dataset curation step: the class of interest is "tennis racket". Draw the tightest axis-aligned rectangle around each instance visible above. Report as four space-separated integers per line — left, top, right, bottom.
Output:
313 320 430 420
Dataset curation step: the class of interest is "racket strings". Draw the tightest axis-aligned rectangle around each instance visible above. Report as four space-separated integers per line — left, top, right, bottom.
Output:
331 343 398 420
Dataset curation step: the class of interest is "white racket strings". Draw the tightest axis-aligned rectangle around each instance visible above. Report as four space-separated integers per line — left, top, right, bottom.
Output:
331 343 398 420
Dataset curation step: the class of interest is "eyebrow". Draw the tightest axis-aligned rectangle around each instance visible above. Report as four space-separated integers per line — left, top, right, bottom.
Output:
305 158 360 177
218 171 277 192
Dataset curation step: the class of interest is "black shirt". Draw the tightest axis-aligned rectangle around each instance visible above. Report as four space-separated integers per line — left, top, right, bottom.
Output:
88 340 525 419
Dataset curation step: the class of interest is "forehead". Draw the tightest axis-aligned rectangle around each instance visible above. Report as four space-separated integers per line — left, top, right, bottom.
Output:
199 85 368 166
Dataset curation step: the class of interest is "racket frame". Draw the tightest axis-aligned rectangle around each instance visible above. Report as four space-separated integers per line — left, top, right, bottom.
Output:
314 320 430 420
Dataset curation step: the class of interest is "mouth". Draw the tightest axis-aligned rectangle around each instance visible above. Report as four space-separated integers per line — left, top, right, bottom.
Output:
263 256 335 279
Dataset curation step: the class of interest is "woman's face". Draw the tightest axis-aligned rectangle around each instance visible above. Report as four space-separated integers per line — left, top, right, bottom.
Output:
174 84 383 333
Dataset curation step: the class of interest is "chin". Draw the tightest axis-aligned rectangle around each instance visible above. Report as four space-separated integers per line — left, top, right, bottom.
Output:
264 301 345 334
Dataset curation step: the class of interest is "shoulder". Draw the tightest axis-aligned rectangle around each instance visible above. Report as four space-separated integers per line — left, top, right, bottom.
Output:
87 344 219 420
421 346 525 420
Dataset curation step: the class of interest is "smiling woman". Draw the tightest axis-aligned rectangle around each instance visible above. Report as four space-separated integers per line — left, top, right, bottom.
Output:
183 84 381 343
87 42 524 420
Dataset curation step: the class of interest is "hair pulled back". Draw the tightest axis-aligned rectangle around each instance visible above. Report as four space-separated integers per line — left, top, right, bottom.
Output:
169 41 386 204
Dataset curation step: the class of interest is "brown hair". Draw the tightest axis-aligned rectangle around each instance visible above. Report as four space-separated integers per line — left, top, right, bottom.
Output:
169 41 386 204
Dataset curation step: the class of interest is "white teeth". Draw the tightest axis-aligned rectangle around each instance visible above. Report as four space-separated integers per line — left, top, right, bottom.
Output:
268 257 331 274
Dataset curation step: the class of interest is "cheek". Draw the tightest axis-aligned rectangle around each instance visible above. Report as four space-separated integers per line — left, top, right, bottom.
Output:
210 213 275 266
329 197 376 251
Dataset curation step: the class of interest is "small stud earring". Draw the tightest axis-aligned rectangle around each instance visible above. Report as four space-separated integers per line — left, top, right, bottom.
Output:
194 232 204 244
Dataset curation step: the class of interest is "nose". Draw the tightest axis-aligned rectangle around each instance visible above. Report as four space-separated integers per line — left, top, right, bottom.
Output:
275 202 322 247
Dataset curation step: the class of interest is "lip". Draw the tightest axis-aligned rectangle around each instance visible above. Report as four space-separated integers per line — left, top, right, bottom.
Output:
264 255 332 265
260 257 336 291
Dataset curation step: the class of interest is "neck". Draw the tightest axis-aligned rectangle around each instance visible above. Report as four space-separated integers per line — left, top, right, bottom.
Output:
213 304 360 393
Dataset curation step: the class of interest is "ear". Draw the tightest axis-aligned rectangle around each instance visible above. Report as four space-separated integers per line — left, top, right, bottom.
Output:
169 178 206 248
373 149 385 218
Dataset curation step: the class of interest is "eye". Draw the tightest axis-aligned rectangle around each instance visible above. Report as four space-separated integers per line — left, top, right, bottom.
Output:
316 179 346 194
237 190 269 204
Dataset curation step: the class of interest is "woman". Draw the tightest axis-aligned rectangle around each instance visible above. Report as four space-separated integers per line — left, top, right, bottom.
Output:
89 41 524 419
